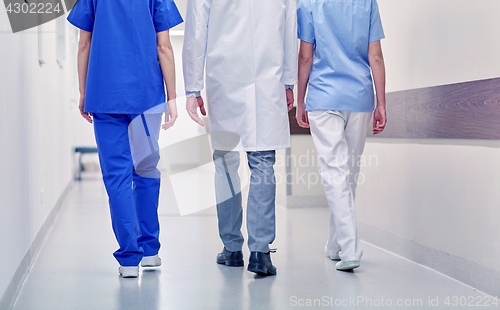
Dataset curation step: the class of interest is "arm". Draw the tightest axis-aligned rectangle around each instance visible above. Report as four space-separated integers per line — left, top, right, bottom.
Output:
157 30 178 130
157 30 176 101
183 0 211 126
368 40 386 134
283 0 298 111
286 88 294 112
296 40 314 128
77 29 93 124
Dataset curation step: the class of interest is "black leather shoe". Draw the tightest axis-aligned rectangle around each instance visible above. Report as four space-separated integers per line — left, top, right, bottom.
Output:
247 251 277 276
216 247 244 267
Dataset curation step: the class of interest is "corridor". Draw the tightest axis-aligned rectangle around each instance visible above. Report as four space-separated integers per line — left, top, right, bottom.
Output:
11 179 492 310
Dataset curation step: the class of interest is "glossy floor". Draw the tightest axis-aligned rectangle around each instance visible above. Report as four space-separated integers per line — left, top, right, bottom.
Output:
12 179 492 310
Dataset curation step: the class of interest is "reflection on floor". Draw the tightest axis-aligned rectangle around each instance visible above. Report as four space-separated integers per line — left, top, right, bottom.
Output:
12 179 491 310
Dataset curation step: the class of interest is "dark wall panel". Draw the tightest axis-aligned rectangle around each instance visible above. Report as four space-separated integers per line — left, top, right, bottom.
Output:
288 108 311 135
289 77 500 139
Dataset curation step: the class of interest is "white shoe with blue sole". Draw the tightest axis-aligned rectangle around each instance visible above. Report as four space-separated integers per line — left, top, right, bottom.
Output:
336 260 360 271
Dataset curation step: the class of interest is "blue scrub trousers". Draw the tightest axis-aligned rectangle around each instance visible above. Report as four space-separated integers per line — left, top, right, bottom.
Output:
213 150 276 253
93 113 162 266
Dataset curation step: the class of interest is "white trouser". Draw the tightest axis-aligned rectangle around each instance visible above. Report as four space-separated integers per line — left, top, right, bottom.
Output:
308 110 372 261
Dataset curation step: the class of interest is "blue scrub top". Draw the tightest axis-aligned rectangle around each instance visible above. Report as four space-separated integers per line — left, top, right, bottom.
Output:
67 0 183 114
297 0 385 112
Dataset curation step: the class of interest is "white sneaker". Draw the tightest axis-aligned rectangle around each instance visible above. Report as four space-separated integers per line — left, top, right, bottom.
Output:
141 254 161 267
336 260 360 271
325 246 341 261
119 266 139 278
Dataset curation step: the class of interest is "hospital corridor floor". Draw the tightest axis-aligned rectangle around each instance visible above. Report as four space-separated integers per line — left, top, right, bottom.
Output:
12 178 491 310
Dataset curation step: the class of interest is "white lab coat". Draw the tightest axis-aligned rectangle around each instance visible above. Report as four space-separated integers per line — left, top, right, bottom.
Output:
183 0 298 152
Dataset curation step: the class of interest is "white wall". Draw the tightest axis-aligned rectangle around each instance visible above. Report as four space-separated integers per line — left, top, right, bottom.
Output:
0 10 89 303
357 139 500 272
378 0 500 92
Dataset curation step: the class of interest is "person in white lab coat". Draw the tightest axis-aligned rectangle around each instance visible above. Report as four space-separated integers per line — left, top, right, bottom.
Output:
182 0 298 275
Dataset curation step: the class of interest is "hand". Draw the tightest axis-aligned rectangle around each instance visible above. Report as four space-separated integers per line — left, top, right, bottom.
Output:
162 99 178 130
286 88 294 112
373 106 386 134
79 95 92 124
296 102 310 128
186 95 206 126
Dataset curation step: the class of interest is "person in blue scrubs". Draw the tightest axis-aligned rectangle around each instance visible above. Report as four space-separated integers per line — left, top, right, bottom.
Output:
296 0 387 271
67 0 183 278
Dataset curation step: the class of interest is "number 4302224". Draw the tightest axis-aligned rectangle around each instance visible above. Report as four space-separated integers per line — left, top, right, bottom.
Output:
6 2 61 14
444 296 499 307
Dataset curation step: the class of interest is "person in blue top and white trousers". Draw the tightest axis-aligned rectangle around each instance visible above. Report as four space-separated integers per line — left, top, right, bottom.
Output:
296 0 387 271
67 0 183 278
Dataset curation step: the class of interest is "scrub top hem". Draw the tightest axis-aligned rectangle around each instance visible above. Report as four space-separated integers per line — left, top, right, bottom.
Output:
369 34 385 43
305 106 375 113
84 108 168 115
67 19 92 32
155 19 183 33
298 36 315 44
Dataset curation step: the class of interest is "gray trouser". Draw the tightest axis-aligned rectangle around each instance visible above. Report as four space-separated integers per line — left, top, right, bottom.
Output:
213 150 276 253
